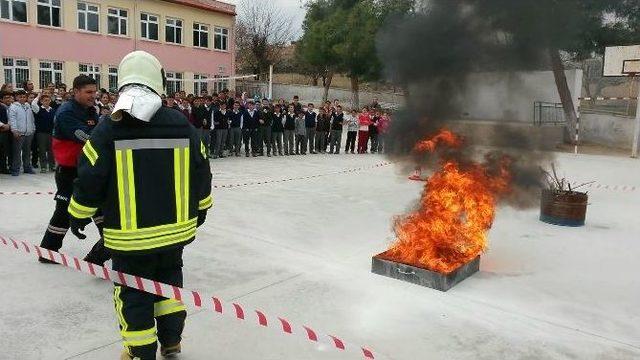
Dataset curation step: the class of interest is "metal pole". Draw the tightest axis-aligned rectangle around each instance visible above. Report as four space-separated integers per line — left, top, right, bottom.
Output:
632 76 640 158
268 64 274 100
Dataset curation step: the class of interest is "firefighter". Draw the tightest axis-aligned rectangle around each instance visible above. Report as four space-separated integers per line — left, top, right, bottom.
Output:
38 75 110 266
68 51 213 360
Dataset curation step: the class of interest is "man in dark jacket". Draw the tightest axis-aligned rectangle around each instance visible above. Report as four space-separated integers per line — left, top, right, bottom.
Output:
190 97 211 158
242 100 260 157
271 104 284 156
213 102 229 158
304 103 317 154
329 105 344 154
259 99 273 157
0 91 13 173
38 75 110 266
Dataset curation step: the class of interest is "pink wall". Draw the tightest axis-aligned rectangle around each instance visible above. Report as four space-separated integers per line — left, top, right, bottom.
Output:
0 23 233 74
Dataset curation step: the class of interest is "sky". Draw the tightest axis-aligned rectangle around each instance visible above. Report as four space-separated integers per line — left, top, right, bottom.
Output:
225 0 307 39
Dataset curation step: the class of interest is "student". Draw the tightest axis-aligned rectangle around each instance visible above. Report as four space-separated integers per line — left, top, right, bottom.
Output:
294 110 307 155
292 95 303 113
190 97 211 158
377 111 390 154
271 104 285 156
242 100 260 157
213 102 230 158
304 103 317 154
31 94 56 172
345 109 358 154
357 107 372 154
8 90 36 175
229 101 243 157
315 108 331 154
369 110 380 154
0 91 13 173
329 105 344 154
259 98 273 157
283 104 296 155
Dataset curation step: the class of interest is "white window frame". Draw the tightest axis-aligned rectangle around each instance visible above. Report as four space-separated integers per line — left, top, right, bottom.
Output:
79 63 101 89
140 12 159 41
213 75 228 94
0 0 27 23
166 72 183 95
193 23 209 48
107 7 128 36
165 17 183 44
77 1 100 33
39 60 64 89
108 66 118 91
194 74 208 95
37 0 61 27
2 57 31 89
214 26 229 51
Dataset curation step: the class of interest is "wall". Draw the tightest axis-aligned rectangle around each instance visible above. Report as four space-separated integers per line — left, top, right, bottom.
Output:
456 70 583 123
270 83 405 109
580 112 634 149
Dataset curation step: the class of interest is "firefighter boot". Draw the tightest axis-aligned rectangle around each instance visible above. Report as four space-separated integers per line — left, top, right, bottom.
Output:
161 343 181 358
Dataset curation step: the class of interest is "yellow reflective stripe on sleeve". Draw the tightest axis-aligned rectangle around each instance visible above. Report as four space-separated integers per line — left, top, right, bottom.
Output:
200 141 207 159
198 195 213 210
68 197 98 219
105 228 196 251
154 299 187 318
82 140 98 166
174 147 190 222
103 218 197 240
121 327 157 347
116 149 137 230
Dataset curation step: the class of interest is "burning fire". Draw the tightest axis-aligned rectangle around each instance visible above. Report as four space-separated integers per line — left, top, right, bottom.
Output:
385 129 512 273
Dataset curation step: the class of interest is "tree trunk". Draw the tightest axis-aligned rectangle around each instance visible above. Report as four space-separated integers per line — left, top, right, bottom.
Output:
549 48 578 143
322 72 334 102
351 76 360 109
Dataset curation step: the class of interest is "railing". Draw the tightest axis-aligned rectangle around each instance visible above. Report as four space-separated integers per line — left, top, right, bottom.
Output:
533 101 565 126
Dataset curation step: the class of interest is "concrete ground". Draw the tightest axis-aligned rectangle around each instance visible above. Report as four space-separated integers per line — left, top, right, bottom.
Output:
1 151 639 360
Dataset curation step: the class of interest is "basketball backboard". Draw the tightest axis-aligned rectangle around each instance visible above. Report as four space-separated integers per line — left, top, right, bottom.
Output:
603 45 640 76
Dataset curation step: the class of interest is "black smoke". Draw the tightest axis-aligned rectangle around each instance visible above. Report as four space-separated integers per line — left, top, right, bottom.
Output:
377 0 555 208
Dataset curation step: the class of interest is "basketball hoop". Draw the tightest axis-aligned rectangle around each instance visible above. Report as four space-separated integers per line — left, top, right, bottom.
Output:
622 59 640 77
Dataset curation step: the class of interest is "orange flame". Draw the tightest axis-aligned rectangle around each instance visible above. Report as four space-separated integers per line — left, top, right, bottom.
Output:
385 129 512 273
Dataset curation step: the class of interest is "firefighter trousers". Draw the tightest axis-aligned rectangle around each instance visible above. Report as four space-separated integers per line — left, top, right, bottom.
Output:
112 248 187 360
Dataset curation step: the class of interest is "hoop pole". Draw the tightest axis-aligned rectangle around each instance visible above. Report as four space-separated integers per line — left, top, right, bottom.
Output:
632 75 640 158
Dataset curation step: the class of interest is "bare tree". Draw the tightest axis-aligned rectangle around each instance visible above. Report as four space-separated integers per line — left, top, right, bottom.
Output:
236 0 296 79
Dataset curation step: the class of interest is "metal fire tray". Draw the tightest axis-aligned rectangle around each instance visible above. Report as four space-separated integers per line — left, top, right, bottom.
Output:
371 252 480 292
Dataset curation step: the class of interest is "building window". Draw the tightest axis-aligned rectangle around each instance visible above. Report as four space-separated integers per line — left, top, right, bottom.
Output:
79 63 101 88
3 58 29 89
165 17 182 44
37 0 61 27
77 1 99 32
107 8 127 36
1 0 27 22
194 74 208 95
214 27 229 51
140 13 159 41
108 66 118 91
193 23 209 48
213 75 228 94
166 72 183 95
39 61 64 89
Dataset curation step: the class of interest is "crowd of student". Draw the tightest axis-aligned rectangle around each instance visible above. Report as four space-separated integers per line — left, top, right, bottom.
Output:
0 80 392 176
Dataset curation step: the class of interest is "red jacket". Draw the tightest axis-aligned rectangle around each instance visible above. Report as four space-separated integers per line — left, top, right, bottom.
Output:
52 100 97 167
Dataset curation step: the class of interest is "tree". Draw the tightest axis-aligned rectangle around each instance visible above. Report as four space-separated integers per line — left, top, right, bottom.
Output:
236 0 295 78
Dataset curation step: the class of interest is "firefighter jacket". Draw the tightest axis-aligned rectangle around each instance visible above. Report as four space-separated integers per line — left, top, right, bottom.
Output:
52 99 97 167
68 107 213 255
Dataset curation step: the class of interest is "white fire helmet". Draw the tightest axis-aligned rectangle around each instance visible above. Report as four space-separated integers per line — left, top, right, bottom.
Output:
117 50 165 95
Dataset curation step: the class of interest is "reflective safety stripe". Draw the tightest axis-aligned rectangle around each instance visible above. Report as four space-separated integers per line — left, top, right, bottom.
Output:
154 299 186 318
68 197 98 219
114 286 128 332
105 228 196 251
198 195 213 210
116 149 137 230
174 147 190 222
115 138 189 150
200 141 207 159
82 140 99 166
104 218 197 240
121 327 157 347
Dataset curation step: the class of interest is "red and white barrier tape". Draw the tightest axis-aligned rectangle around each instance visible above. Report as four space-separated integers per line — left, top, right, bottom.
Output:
579 96 639 101
0 235 377 359
572 183 637 192
1 162 393 195
213 161 393 190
